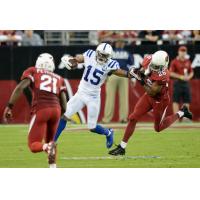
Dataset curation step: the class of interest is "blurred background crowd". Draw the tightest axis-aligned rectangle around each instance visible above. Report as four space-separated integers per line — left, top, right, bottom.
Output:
1 30 200 46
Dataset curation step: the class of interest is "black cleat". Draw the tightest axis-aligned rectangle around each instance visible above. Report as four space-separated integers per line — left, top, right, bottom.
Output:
180 105 193 120
108 145 126 156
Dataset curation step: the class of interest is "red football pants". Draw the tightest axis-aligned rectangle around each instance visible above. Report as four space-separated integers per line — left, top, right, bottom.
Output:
123 93 179 142
28 107 61 153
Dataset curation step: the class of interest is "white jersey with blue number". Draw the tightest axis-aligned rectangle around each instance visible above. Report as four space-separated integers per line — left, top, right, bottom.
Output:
78 49 120 96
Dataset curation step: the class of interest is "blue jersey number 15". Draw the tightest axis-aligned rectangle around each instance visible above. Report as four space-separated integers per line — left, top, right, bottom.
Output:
84 65 104 85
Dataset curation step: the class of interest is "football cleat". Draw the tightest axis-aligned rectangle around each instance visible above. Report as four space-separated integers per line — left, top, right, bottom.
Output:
108 145 126 156
181 105 193 120
106 129 114 149
47 142 57 164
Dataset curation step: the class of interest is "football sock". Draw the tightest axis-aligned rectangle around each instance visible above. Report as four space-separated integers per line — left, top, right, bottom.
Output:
177 111 184 118
155 113 179 132
120 141 127 148
123 119 137 143
54 118 67 142
90 124 110 136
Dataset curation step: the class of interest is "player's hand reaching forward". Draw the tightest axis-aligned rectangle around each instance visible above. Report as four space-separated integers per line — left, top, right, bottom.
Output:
3 105 13 123
61 55 80 70
61 55 74 70
129 66 146 85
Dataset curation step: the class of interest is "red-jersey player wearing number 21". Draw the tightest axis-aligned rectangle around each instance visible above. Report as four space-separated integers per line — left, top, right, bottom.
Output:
109 50 193 156
3 53 67 168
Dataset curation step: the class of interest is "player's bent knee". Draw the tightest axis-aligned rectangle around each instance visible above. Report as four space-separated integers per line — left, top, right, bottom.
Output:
28 142 43 153
29 145 38 153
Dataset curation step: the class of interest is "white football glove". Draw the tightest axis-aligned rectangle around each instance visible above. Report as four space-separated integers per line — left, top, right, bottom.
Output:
129 66 141 81
61 55 73 70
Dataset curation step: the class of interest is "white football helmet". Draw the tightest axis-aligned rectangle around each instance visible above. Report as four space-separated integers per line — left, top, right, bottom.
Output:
149 50 169 72
96 43 113 65
35 53 55 72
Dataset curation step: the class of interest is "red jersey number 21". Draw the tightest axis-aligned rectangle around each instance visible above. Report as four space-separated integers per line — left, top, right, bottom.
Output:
40 74 57 94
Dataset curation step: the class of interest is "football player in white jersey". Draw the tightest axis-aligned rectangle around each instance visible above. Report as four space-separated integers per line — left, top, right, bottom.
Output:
54 43 133 148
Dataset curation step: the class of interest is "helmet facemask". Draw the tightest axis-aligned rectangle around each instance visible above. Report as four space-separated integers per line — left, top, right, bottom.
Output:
96 50 111 65
149 63 165 72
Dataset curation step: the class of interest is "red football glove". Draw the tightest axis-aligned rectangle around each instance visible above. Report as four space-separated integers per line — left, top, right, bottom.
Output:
3 106 13 123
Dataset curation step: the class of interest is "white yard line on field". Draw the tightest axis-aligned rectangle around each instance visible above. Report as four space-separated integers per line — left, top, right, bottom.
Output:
0 122 200 132
61 155 161 160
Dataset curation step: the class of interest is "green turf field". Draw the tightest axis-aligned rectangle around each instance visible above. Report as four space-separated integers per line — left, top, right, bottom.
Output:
0 123 199 168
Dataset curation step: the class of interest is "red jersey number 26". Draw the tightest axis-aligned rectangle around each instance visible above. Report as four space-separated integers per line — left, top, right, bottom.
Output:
40 74 58 94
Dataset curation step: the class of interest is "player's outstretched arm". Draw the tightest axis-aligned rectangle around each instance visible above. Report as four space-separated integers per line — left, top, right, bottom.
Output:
74 54 84 63
60 91 67 115
112 69 130 78
3 78 31 122
8 78 31 106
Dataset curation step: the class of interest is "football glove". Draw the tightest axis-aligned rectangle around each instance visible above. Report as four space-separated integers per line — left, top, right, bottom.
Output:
129 66 141 80
129 66 146 85
61 55 73 70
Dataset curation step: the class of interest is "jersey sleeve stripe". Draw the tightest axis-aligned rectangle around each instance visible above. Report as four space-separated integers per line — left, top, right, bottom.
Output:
88 50 94 57
108 60 114 67
86 50 91 56
110 61 117 68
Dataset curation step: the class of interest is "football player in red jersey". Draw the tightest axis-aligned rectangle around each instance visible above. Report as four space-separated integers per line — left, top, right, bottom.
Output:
3 53 67 167
109 50 193 156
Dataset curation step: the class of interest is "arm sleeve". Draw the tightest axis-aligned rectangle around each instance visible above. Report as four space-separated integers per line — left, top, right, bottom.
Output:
107 60 120 76
108 60 120 71
83 49 95 60
21 67 35 82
